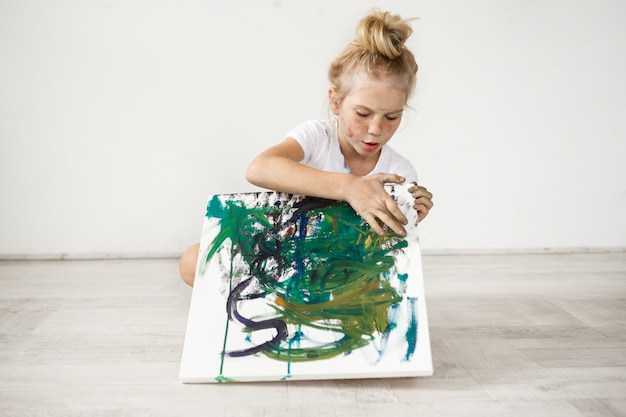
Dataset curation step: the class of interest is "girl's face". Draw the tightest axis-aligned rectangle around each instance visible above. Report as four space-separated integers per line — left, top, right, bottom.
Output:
331 71 406 161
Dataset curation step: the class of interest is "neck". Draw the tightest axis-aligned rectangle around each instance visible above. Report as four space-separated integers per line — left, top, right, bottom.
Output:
339 141 380 176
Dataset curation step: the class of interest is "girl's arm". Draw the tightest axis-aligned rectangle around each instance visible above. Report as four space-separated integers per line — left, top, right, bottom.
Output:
246 137 409 236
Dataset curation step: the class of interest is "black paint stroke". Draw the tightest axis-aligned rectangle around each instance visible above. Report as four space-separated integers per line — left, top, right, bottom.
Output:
225 276 288 358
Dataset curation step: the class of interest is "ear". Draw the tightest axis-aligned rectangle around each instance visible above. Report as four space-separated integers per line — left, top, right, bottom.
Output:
328 87 340 115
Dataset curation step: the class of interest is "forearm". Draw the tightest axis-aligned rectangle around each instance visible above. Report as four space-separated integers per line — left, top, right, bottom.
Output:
246 155 354 201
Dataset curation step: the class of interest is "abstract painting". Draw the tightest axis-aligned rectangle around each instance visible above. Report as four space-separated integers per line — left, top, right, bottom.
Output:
179 184 432 383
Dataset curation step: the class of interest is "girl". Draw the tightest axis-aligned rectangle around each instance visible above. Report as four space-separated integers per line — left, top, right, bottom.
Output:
180 9 433 286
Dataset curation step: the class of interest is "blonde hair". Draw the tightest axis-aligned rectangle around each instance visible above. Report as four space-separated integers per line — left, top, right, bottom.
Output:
329 9 418 106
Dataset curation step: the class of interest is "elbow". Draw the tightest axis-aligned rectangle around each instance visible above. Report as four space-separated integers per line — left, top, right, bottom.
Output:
245 158 262 186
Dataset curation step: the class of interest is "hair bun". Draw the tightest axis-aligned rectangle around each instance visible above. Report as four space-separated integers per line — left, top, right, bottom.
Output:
354 9 413 59
328 9 418 104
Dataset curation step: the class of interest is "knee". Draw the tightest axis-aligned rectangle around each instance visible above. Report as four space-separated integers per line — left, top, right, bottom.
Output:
179 243 200 287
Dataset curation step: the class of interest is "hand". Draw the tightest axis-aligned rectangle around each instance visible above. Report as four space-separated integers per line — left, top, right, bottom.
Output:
408 183 433 223
344 173 408 237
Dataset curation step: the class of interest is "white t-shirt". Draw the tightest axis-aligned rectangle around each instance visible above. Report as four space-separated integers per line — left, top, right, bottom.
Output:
286 119 419 183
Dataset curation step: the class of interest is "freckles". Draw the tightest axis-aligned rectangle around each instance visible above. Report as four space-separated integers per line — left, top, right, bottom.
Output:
349 120 367 137
386 121 400 135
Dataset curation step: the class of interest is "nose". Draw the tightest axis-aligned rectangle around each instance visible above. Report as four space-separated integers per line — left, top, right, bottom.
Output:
368 119 382 136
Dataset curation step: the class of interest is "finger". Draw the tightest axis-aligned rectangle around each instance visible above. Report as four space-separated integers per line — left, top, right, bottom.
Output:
375 209 407 236
385 196 408 226
414 196 434 210
414 203 431 222
361 213 386 236
372 198 407 236
381 173 405 184
409 185 433 200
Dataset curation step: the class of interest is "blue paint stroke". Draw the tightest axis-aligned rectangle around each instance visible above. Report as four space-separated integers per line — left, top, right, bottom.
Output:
404 297 419 361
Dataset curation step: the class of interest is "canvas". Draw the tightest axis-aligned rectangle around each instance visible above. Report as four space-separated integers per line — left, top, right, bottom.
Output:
179 183 432 383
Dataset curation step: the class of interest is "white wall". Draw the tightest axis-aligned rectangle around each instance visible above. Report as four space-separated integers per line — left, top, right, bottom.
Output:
1 0 625 258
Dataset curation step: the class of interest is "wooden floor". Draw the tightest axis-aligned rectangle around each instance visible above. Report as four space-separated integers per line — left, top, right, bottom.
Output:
0 253 625 416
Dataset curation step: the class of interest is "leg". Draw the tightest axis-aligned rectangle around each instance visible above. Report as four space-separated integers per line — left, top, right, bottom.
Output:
179 243 200 287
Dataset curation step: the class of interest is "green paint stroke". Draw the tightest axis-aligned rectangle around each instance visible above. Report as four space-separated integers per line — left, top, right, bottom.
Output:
204 194 412 363
214 375 238 383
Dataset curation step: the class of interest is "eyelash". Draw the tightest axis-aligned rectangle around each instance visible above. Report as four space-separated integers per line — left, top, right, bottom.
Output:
356 112 399 121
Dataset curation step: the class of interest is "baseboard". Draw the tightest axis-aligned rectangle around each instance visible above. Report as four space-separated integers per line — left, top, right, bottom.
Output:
1 247 625 261
420 247 626 256
0 252 183 261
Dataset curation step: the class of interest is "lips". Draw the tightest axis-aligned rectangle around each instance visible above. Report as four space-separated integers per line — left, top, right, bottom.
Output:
363 142 380 152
